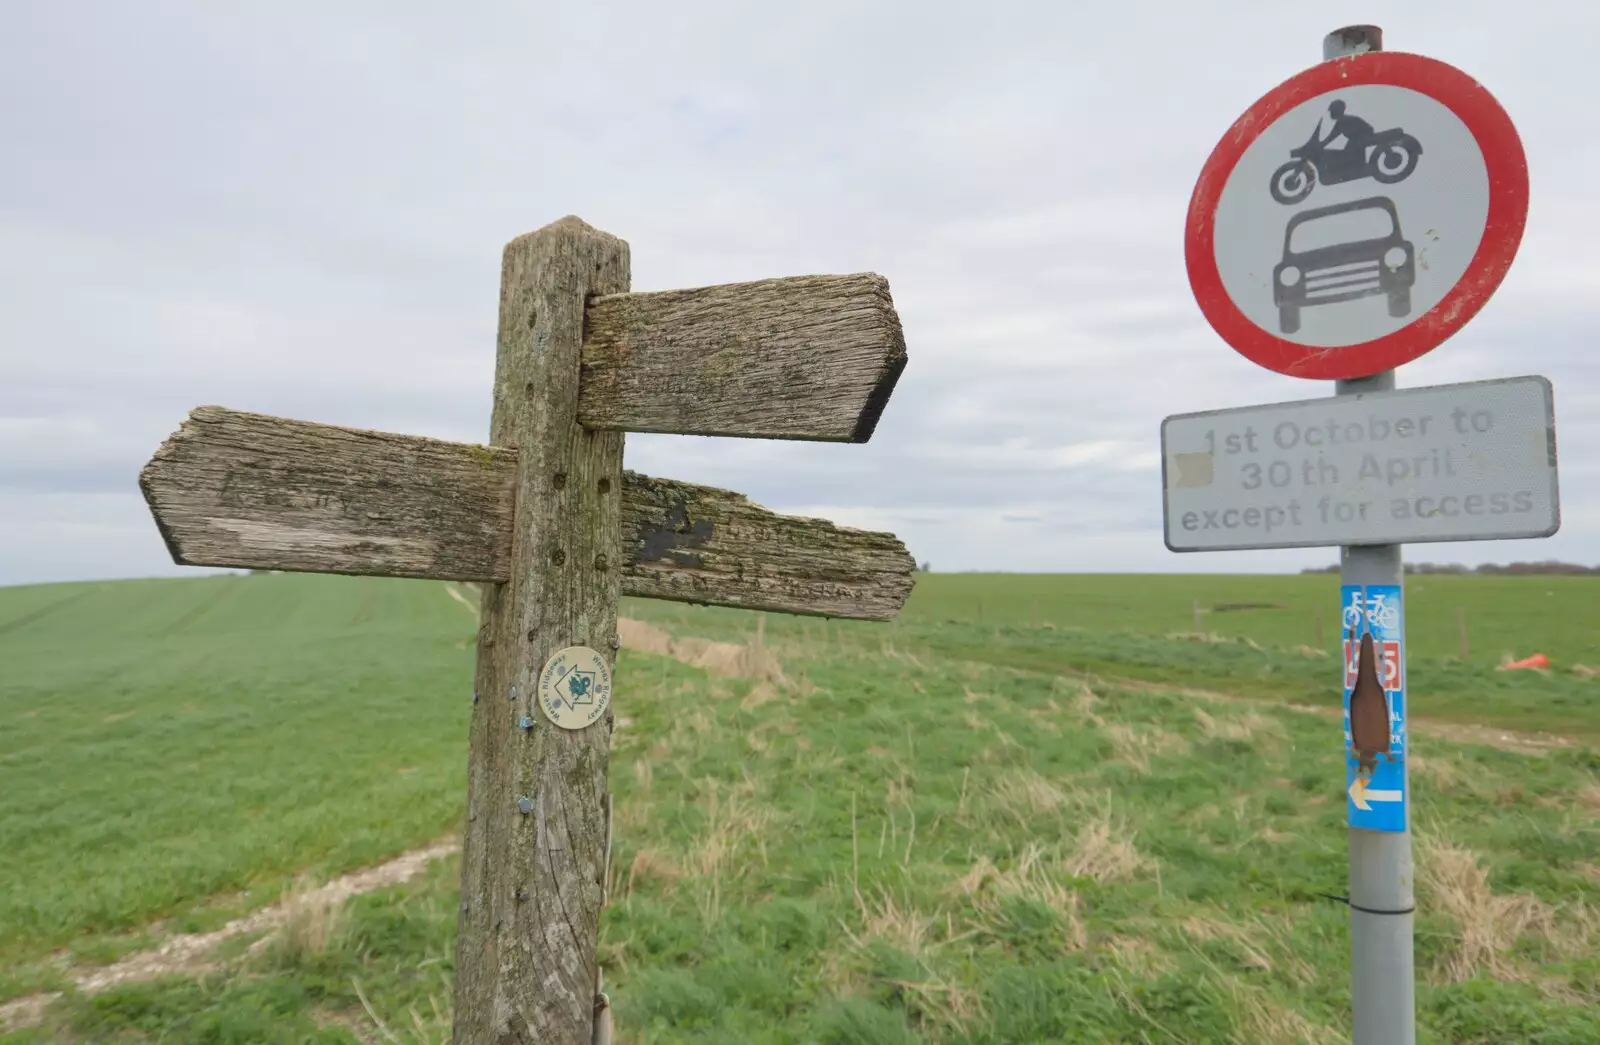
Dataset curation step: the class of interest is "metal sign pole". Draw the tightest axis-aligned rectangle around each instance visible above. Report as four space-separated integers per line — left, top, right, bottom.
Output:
1174 18 1537 1040
1328 24 1416 1045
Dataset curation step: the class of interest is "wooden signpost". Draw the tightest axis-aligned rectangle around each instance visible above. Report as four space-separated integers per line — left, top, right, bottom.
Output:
138 216 915 1044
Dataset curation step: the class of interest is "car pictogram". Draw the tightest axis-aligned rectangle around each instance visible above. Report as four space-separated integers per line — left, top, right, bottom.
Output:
1273 196 1415 335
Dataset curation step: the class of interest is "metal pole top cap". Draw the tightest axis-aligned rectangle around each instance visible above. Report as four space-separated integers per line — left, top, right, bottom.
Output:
1324 24 1383 57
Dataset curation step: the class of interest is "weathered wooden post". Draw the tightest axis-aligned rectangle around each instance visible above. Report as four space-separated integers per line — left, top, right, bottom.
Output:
139 216 915 1044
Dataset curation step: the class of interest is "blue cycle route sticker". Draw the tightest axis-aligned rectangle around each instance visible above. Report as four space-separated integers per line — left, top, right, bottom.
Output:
1341 584 1408 832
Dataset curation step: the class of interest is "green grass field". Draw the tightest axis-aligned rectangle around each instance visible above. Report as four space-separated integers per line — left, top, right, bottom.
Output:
2 573 1597 1043
623 573 1600 746
894 572 1600 668
0 576 472 1000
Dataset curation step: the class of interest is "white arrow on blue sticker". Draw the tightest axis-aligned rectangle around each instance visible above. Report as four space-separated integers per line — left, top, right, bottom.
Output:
1348 778 1402 811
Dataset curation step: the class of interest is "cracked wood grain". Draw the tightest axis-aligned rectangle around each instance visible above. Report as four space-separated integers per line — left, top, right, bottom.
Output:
452 216 627 1045
620 471 914 619
138 407 518 583
140 410 915 620
134 214 916 1045
579 273 907 442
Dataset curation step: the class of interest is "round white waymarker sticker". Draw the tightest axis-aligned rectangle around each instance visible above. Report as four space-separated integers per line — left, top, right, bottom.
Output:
537 646 612 731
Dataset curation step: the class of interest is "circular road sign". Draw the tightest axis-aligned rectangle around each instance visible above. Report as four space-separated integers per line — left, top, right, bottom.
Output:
1185 51 1528 380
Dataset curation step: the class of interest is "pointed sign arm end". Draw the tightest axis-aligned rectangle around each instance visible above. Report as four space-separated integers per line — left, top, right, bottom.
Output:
136 407 915 620
579 271 909 443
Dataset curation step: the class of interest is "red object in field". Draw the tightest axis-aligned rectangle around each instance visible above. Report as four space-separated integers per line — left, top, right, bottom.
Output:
1503 653 1549 671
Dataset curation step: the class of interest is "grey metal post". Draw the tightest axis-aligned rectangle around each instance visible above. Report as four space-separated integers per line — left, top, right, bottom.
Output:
1328 24 1416 1045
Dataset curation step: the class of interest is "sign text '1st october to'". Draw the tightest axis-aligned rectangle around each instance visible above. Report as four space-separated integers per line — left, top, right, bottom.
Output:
1161 376 1558 551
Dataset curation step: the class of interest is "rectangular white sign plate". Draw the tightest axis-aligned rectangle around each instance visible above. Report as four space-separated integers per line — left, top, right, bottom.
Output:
1162 376 1559 551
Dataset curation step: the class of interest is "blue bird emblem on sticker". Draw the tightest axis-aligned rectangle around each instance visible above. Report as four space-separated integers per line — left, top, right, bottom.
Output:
536 646 612 730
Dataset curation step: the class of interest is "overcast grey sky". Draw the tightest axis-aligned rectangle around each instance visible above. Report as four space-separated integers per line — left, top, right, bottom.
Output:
2 1 1596 587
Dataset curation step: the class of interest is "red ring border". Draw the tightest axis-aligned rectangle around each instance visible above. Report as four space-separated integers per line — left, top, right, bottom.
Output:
1184 52 1529 381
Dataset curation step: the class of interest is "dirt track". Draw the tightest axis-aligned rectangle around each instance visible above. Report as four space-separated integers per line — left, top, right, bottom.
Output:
0 840 459 1033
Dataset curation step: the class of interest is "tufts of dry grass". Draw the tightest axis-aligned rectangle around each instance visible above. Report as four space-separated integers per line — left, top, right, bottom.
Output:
1069 684 1103 724
689 779 773 923
952 805 1151 951
829 896 982 1032
1193 707 1285 743
624 848 683 901
1166 630 1232 644
952 842 1088 952
616 617 673 656
1062 808 1155 884
1101 932 1176 977
880 975 982 1032
350 974 454 1045
1414 837 1600 985
877 643 928 671
1410 755 1469 794
846 885 938 959
1024 701 1062 733
828 797 984 1033
673 636 785 687
1229 982 1344 1045
270 874 348 968
1103 722 1190 775
615 791 656 839
740 681 779 710
1180 915 1278 979
617 616 790 692
1576 781 1600 815
988 768 1073 824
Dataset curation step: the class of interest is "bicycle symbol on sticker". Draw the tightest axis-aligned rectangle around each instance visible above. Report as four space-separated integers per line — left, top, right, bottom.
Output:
1342 591 1398 632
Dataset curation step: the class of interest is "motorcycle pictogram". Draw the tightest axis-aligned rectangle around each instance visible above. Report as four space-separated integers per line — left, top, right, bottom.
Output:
1269 99 1423 205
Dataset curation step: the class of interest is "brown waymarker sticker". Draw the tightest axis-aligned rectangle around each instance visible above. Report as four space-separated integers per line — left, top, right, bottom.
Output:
1348 627 1392 774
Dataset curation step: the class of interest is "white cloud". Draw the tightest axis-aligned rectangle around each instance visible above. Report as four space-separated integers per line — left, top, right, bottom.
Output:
2 0 1598 586
931 195 1185 250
